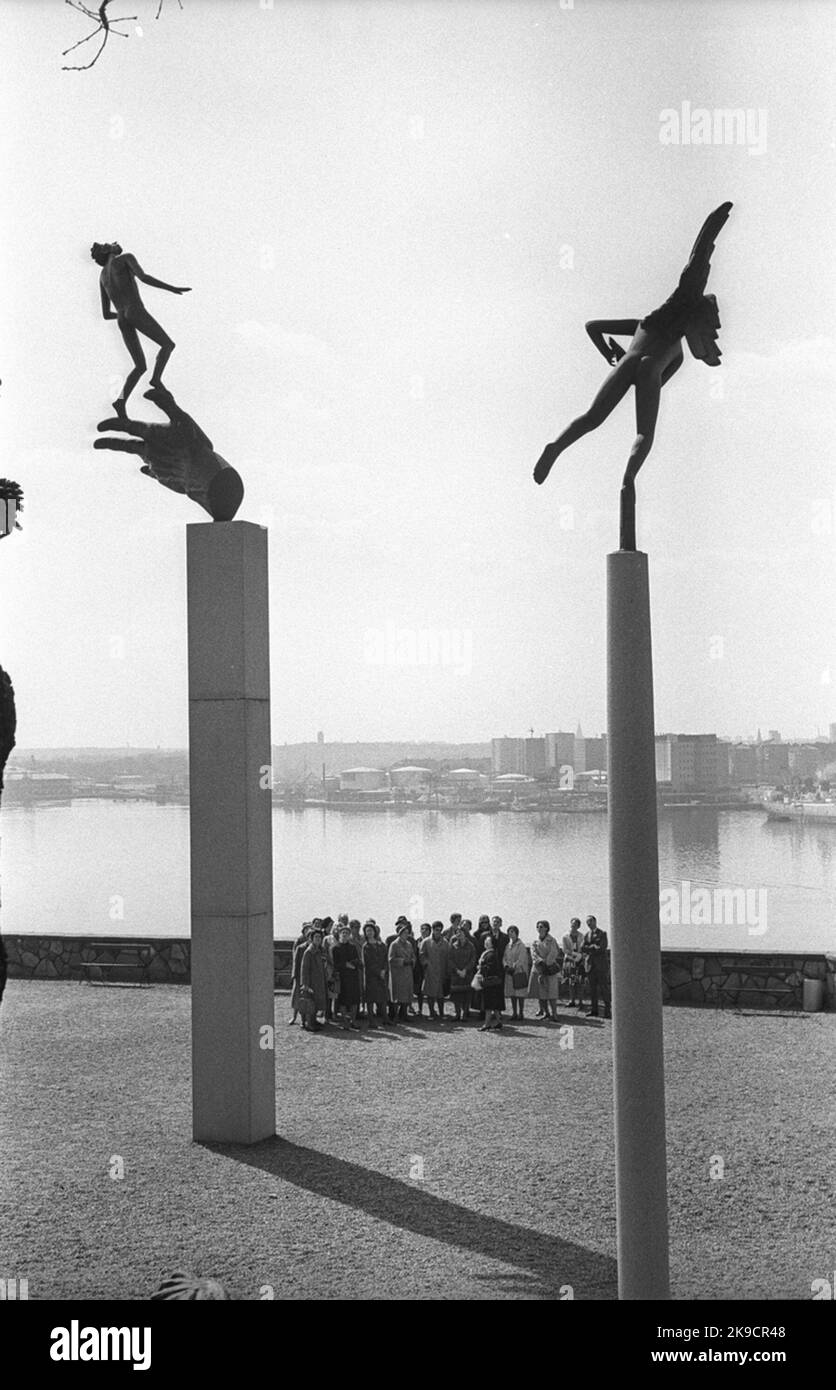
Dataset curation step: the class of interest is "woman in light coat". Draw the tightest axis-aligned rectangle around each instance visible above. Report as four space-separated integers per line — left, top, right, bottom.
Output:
502 924 530 1021
419 922 451 1022
388 922 415 1022
528 919 562 1020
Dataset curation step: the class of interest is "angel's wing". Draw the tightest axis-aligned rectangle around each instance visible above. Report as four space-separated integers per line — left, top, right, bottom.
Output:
677 201 733 300
683 293 722 366
641 202 732 362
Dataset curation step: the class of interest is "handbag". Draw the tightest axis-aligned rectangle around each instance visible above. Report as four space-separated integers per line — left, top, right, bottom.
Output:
512 968 529 990
471 972 484 991
544 961 561 977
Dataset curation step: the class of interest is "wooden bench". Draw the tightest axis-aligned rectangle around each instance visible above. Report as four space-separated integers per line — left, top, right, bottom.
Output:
82 942 153 987
717 965 797 1010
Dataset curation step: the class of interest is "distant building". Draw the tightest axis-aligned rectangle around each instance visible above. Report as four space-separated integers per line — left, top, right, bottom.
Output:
546 731 575 772
491 737 524 775
829 723 836 744
655 734 719 792
574 725 586 774
728 743 758 784
493 773 536 801
788 744 827 780
767 730 782 743
583 735 608 773
338 767 386 792
523 737 547 777
757 742 789 784
389 765 432 790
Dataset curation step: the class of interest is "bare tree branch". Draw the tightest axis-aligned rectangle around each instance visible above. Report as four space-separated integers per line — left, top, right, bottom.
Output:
62 0 183 72
62 1 136 70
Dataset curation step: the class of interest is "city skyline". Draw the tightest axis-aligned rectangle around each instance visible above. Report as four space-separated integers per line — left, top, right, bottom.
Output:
10 718 836 756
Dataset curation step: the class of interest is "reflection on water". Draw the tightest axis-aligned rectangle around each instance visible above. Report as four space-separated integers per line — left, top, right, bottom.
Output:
0 801 833 952
662 806 721 883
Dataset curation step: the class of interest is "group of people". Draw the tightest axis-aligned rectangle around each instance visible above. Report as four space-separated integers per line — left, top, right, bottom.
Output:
289 913 611 1033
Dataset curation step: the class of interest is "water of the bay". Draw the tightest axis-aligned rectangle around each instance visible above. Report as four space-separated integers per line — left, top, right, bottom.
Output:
2 801 834 952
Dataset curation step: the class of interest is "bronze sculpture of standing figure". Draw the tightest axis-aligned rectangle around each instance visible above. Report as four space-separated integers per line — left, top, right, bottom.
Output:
534 202 732 550
91 242 191 416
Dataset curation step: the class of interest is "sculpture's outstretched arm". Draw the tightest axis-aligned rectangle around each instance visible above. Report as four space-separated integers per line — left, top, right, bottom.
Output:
125 253 191 296
585 319 640 363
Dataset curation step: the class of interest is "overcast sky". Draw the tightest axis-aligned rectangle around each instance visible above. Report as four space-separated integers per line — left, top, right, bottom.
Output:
1 0 834 747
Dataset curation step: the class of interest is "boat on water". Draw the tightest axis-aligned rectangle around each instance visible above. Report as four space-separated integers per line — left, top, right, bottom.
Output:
764 797 836 824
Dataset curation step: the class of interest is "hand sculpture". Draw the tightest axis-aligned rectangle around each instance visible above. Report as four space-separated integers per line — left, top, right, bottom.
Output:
94 387 244 521
534 202 733 550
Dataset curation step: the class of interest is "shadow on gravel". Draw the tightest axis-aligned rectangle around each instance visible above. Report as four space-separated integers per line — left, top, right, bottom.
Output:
207 1137 618 1299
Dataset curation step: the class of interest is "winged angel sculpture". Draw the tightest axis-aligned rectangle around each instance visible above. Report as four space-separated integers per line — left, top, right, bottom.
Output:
534 202 733 549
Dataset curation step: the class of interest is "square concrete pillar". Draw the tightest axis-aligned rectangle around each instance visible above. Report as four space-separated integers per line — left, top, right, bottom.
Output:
607 549 669 1299
187 521 276 1143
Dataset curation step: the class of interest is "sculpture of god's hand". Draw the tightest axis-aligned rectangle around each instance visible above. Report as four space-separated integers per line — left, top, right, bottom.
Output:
94 386 244 521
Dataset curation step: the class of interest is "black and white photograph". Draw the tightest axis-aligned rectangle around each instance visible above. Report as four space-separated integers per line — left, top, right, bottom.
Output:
0 0 834 1355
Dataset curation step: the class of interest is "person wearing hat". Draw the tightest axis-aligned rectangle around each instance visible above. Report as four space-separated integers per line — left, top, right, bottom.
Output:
528 919 562 1020
386 915 409 947
388 920 415 1022
561 917 586 1009
582 915 611 1019
299 927 327 1031
385 917 409 1019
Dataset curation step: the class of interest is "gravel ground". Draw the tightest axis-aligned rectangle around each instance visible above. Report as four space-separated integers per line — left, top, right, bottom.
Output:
0 981 833 1301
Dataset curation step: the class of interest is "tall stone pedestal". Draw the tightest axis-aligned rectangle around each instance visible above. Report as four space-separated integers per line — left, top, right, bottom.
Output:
607 549 670 1299
187 521 276 1144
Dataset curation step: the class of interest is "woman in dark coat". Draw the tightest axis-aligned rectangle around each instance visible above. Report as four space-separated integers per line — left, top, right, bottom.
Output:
288 922 312 1025
362 921 390 1028
332 924 362 1030
477 935 505 1032
299 928 327 1031
448 925 476 1021
471 915 491 1019
411 922 430 1017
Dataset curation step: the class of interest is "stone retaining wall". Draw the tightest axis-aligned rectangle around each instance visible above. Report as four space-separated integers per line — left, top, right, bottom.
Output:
659 950 835 1011
2 935 293 989
3 935 834 1010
